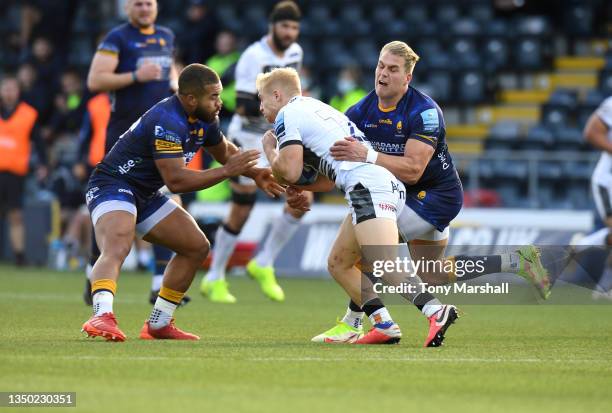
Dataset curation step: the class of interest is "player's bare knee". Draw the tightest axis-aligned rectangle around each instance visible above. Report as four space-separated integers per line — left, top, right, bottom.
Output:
101 240 132 263
327 253 350 277
184 234 210 262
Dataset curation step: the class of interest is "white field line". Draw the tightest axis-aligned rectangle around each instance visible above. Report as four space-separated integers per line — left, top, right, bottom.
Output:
247 357 610 364
2 354 609 364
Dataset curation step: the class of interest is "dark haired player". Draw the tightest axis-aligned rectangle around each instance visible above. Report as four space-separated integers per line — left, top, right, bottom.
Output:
201 1 307 303
85 0 182 306
81 64 282 341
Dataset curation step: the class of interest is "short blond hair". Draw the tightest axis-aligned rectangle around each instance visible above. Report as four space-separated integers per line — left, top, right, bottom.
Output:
256 67 301 95
380 41 420 73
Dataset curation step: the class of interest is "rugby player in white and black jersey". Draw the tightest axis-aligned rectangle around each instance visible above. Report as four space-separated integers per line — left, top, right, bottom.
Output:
201 1 307 304
257 67 456 346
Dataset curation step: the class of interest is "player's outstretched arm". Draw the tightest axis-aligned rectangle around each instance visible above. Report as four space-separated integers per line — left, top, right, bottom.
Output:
205 137 284 197
155 151 259 194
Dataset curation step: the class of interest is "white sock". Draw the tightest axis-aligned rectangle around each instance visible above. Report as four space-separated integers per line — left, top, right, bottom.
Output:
255 211 301 267
86 264 93 280
92 291 114 316
501 252 520 273
341 307 364 329
368 307 393 326
138 248 152 267
206 225 239 282
422 299 443 318
577 228 609 246
151 274 163 291
149 296 177 329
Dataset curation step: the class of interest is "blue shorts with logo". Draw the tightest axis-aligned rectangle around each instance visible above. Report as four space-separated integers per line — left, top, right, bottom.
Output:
405 178 463 233
85 170 177 236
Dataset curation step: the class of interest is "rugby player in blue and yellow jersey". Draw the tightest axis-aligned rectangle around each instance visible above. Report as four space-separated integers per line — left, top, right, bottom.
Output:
302 42 549 346
85 0 182 306
81 64 283 341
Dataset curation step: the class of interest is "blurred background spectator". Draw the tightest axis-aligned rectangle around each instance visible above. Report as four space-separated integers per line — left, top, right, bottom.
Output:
206 30 240 126
329 66 367 114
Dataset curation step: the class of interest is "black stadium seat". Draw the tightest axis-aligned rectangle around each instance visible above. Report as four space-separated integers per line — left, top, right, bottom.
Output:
457 71 485 103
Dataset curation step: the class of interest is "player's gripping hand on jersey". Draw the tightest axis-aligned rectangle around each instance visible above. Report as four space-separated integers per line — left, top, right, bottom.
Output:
329 136 367 162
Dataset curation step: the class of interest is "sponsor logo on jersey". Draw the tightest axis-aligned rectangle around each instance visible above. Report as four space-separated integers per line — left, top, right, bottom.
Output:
437 152 450 170
378 202 397 212
379 118 392 125
117 157 143 175
136 55 172 70
391 181 406 199
364 122 378 128
370 141 405 154
118 188 134 196
154 125 182 145
420 108 439 133
155 139 182 152
262 62 300 73
184 151 197 164
85 187 99 205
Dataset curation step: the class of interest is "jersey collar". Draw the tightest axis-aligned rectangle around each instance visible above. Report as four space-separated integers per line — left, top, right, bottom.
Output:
130 22 156 35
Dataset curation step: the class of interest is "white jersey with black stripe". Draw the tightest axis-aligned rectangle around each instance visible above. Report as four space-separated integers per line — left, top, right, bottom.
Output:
233 36 303 134
592 96 612 185
274 96 371 188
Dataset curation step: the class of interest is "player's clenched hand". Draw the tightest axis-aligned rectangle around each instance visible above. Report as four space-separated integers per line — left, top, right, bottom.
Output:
330 136 367 162
135 61 162 82
286 186 310 211
253 168 285 198
222 149 260 177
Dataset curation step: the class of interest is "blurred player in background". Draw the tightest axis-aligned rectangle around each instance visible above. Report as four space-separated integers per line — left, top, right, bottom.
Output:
81 64 283 341
85 0 186 306
201 0 307 303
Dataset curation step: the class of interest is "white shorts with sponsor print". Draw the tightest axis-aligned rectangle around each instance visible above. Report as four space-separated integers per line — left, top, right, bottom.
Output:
340 164 405 225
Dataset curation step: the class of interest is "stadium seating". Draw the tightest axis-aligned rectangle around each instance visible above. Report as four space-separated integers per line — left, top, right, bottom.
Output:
2 0 608 210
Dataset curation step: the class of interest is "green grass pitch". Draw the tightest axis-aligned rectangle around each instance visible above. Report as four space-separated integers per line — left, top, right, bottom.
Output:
1 265 612 412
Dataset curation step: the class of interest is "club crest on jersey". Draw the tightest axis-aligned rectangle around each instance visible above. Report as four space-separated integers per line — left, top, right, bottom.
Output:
396 120 402 131
417 191 426 200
